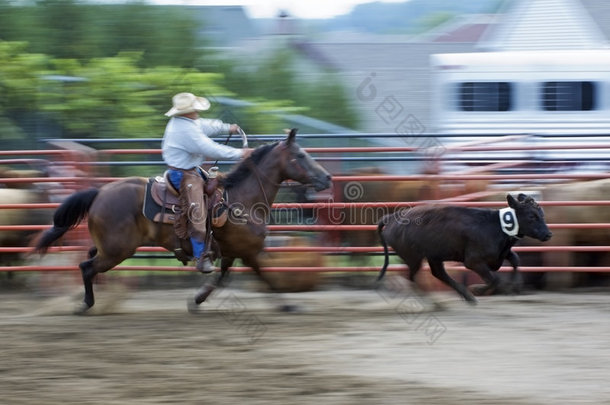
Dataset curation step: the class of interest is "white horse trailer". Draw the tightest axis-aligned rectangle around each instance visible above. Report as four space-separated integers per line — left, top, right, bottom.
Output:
431 50 610 135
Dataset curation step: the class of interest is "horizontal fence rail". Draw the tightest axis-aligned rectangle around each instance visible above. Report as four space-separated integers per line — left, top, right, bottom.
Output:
2 223 610 232
2 245 609 254
3 200 610 210
3 265 610 273
2 173 610 186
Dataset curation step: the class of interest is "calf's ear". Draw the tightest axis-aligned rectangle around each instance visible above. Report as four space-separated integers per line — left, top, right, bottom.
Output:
506 194 519 208
517 193 527 202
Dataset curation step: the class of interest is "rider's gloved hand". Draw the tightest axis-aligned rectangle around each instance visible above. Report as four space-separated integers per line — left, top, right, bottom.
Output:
229 124 241 134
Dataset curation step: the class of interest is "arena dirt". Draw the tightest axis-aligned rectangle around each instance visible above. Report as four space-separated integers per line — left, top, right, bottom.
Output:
1 276 609 405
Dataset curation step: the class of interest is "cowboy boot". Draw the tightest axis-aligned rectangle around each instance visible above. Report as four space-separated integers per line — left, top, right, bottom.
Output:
196 255 214 273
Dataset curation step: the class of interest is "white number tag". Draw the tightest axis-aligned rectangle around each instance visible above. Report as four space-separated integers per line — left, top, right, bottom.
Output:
499 207 519 236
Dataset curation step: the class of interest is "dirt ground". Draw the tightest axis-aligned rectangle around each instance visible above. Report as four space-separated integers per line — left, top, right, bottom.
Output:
1 275 610 405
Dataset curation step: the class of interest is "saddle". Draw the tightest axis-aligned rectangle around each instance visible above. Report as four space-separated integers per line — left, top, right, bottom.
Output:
143 171 228 228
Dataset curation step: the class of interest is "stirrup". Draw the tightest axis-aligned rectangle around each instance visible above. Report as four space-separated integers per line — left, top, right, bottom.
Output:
196 257 214 274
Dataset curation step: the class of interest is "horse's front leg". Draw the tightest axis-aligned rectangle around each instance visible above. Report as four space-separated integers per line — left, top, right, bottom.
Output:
242 256 300 313
188 257 234 312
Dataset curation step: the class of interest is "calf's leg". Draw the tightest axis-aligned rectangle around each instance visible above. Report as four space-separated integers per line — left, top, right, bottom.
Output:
428 258 477 304
465 259 503 297
405 256 431 298
506 250 522 293
391 249 423 283
405 256 423 283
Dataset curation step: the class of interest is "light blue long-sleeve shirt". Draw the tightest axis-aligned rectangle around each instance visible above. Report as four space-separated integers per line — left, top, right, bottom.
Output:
161 116 244 169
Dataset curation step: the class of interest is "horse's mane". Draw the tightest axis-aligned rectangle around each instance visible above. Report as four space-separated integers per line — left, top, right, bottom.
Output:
220 142 279 189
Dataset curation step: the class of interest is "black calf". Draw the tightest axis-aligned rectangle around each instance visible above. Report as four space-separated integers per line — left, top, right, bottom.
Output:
377 194 552 303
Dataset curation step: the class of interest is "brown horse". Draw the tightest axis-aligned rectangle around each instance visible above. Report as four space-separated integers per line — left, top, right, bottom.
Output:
33 129 332 313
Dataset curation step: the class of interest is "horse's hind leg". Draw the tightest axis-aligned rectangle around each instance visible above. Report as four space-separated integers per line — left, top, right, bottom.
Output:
76 253 126 314
78 258 96 311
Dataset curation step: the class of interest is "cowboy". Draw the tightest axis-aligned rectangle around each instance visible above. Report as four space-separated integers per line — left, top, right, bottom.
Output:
162 92 248 273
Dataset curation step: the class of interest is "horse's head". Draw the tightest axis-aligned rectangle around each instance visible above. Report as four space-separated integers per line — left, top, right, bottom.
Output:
277 129 332 191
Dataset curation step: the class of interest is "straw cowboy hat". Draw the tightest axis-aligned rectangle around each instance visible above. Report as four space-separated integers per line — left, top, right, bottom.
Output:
165 92 211 117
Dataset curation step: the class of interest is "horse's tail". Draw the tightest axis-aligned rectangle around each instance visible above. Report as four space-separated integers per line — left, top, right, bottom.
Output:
377 216 390 282
32 188 99 254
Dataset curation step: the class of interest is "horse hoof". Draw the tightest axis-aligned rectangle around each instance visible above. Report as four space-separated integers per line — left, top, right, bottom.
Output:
187 296 202 314
278 304 301 313
73 302 92 315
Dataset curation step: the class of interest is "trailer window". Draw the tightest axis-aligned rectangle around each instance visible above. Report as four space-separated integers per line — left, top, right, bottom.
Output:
459 82 512 112
542 81 595 111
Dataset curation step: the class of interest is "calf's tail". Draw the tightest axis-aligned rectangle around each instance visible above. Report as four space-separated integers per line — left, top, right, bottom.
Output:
377 217 390 281
32 188 99 254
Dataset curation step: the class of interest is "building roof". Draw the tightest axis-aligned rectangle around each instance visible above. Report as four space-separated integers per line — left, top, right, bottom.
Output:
478 0 608 50
290 40 338 70
580 0 610 40
189 6 260 47
414 14 498 43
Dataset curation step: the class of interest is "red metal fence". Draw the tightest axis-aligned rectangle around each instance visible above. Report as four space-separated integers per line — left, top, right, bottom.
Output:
2 134 610 275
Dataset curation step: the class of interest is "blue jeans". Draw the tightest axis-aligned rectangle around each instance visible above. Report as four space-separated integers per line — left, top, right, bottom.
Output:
167 169 205 258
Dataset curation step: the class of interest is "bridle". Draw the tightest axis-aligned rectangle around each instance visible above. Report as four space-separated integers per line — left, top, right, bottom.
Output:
279 141 313 184
245 141 313 207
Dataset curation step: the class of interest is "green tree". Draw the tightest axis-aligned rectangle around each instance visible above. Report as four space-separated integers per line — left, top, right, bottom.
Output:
0 1 205 68
41 53 230 139
216 48 360 130
295 74 360 129
30 0 94 59
0 2 360 132
0 41 51 140
0 40 299 145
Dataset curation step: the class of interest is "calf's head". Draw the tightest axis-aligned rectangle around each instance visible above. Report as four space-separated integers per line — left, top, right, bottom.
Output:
507 193 552 241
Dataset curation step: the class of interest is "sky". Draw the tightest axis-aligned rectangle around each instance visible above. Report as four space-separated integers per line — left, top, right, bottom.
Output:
146 0 407 19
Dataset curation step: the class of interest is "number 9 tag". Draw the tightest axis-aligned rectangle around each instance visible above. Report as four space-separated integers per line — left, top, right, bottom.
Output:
499 207 519 236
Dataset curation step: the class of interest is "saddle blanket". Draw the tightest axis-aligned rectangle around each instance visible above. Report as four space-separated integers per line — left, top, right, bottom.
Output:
142 176 228 227
143 177 180 224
